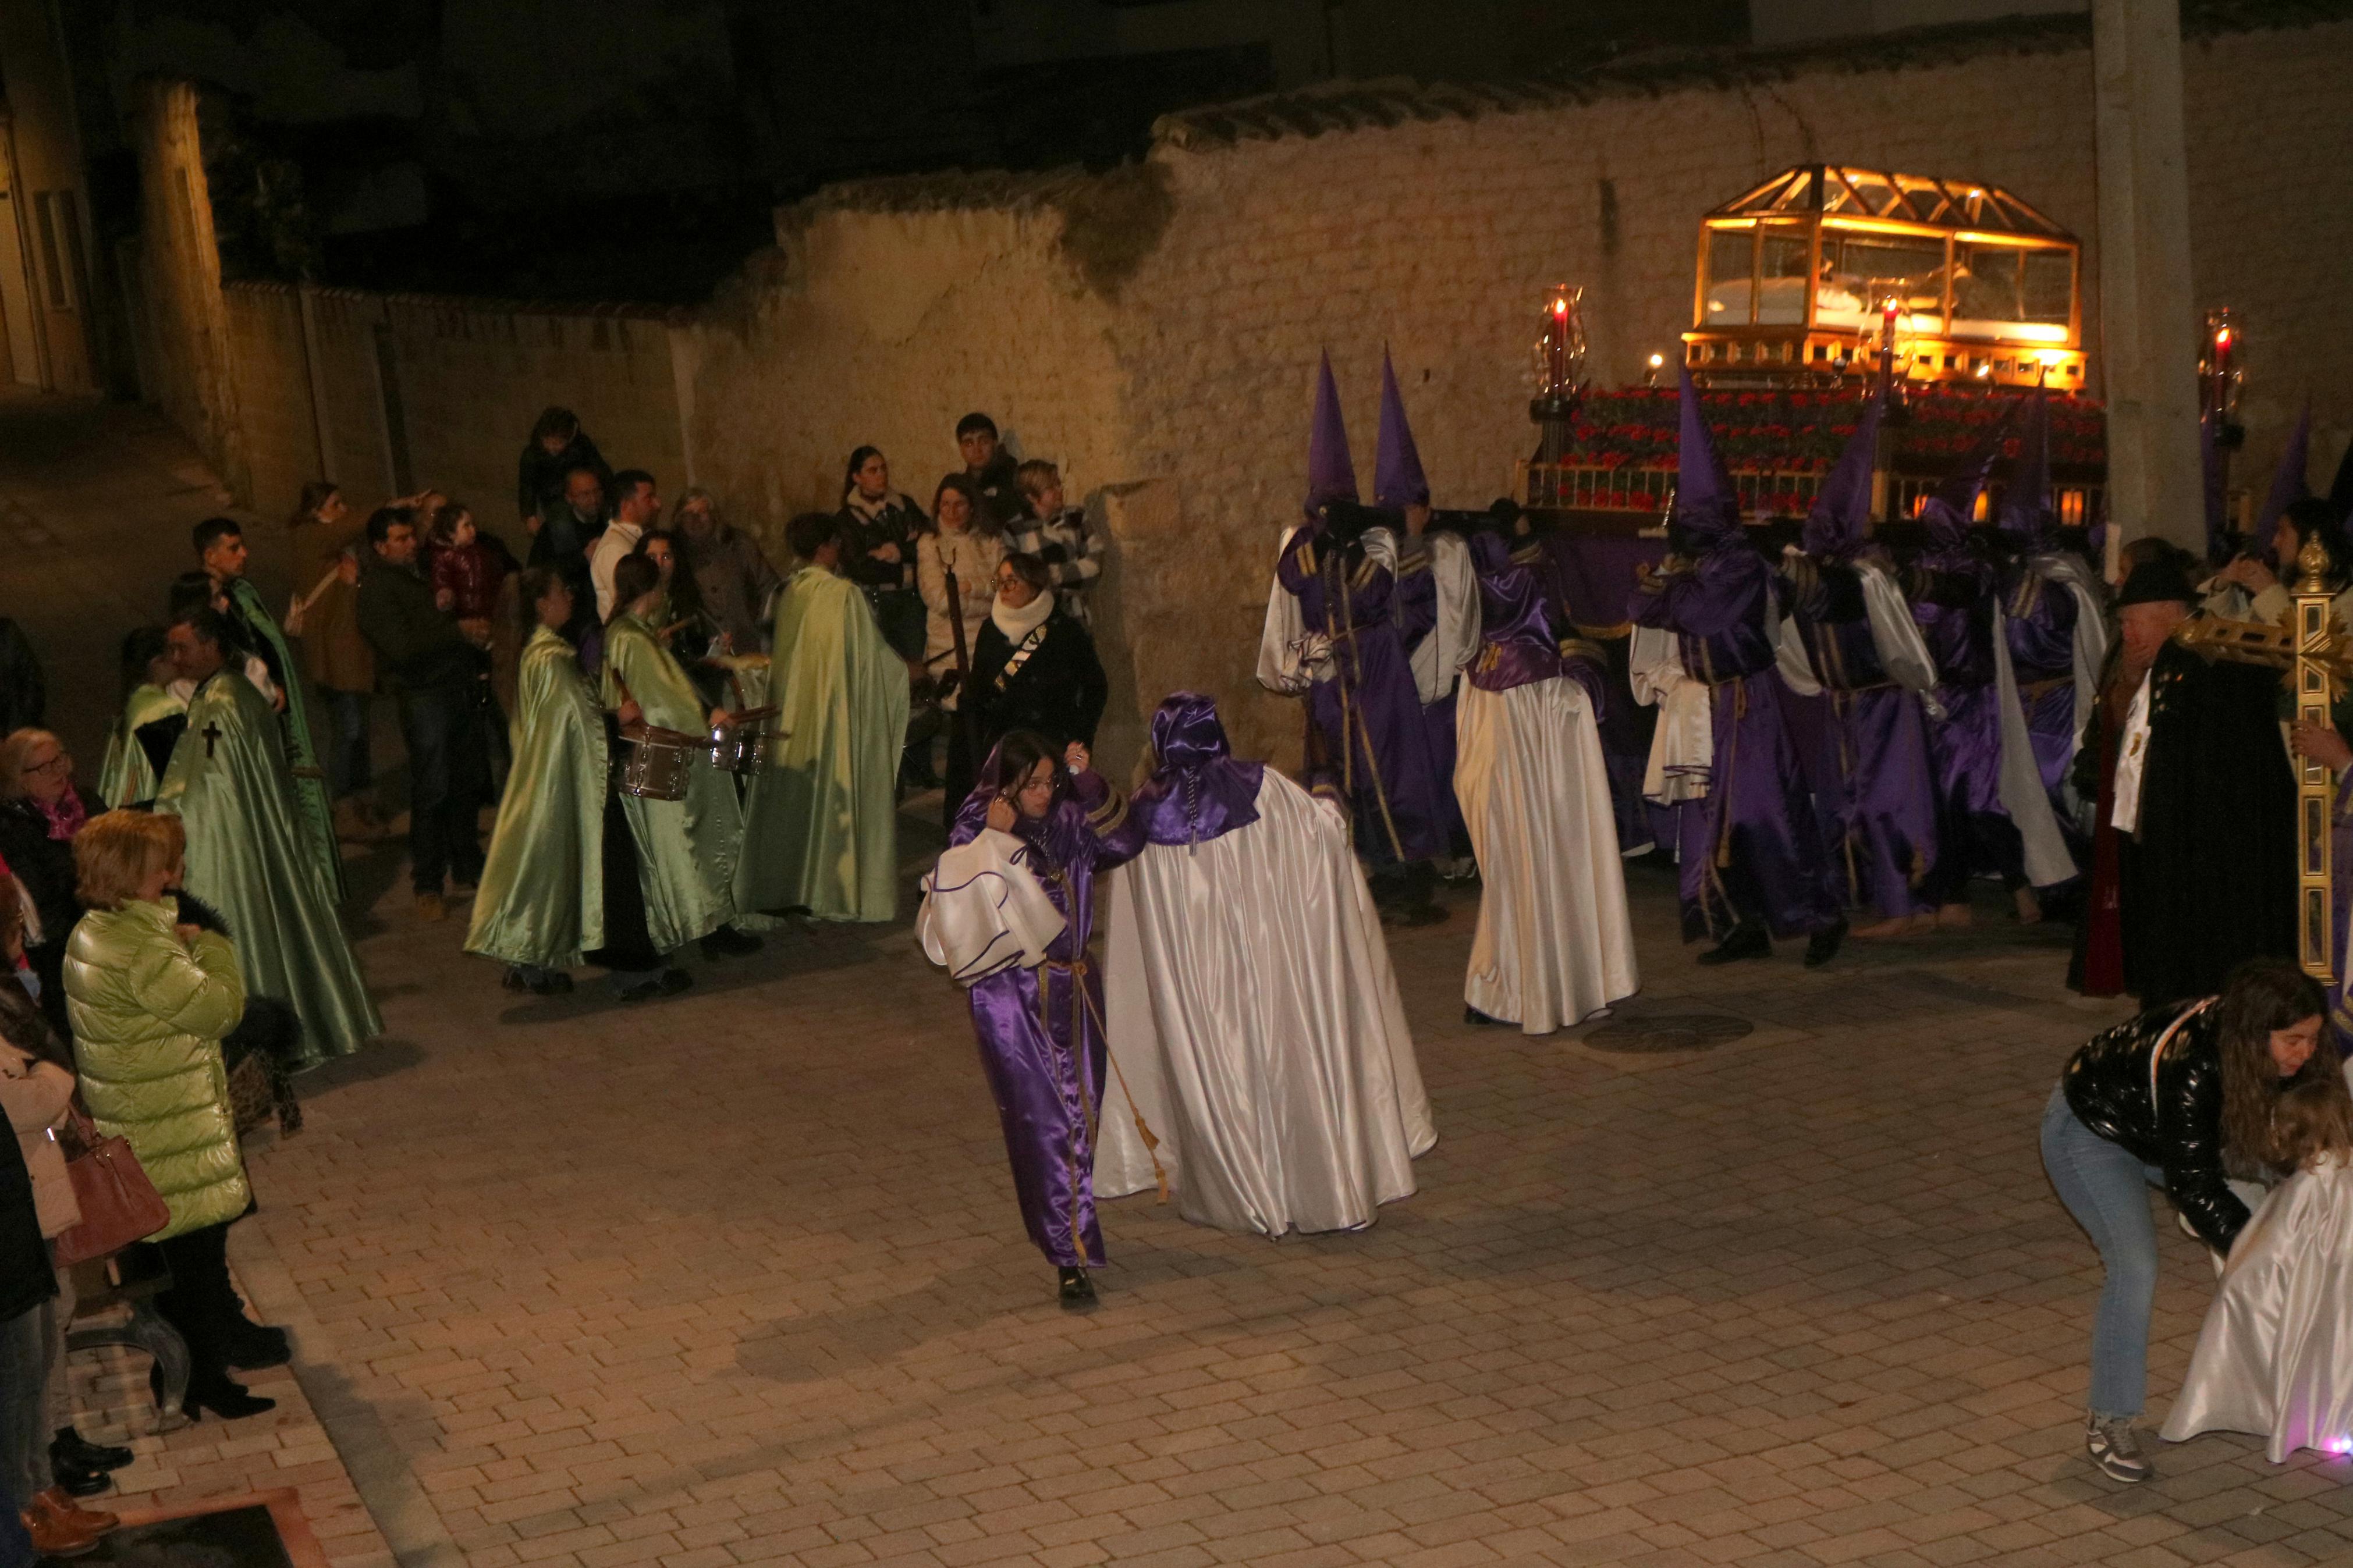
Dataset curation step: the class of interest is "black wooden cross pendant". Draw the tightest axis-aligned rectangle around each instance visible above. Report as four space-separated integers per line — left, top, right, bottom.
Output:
201 721 222 759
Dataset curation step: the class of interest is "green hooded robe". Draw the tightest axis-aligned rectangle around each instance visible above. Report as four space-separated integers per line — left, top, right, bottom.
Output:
736 567 910 922
466 628 607 969
156 669 380 1066
97 682 188 808
228 577 341 897
601 612 737 950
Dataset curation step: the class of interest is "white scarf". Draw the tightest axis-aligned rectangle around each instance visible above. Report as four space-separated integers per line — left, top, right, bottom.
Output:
991 588 1054 643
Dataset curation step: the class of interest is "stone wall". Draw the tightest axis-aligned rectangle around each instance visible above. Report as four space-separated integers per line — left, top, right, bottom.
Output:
131 80 244 497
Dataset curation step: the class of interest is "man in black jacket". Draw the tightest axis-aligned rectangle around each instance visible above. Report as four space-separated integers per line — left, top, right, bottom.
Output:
516 407 612 535
956 412 1025 531
357 507 490 922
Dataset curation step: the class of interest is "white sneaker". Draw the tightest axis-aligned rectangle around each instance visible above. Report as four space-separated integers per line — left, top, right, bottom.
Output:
2086 1414 2152 1484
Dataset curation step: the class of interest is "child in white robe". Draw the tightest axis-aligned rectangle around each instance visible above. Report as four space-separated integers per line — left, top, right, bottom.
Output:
2163 1076 2353 1462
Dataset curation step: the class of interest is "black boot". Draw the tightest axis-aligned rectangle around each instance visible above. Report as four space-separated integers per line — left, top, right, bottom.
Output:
1804 916 1850 970
52 1430 132 1474
223 1320 291 1370
1057 1267 1098 1309
1697 919 1770 966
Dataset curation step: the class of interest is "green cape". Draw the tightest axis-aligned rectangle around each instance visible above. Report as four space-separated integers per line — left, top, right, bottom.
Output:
466 628 606 968
228 578 341 898
736 568 910 922
157 670 380 1066
601 613 737 949
97 682 187 808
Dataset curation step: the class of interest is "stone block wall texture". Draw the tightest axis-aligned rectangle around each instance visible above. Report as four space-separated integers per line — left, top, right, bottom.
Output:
137 17 2353 770
132 80 245 500
218 280 693 539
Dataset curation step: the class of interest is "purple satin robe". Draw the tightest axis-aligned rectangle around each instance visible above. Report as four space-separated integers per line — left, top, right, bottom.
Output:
1911 554 2024 902
1787 560 1937 920
2004 561 2089 861
1130 693 1265 848
1468 534 1607 706
949 770 1146 1269
1279 520 1448 863
1630 546 1840 941
1391 551 1467 850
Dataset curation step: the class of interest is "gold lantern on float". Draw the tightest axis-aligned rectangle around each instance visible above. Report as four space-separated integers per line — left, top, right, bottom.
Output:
2294 536 2343 982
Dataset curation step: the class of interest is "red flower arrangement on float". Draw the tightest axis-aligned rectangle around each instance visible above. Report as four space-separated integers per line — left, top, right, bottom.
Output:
1555 386 2106 510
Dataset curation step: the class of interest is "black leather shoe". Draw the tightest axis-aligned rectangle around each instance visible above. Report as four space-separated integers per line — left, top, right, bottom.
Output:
1804 916 1849 970
52 1430 132 1474
529 972 574 996
1697 922 1771 966
700 926 763 959
657 969 694 996
49 1454 112 1498
1056 1267 1098 1309
1463 1005 1508 1027
616 977 665 1004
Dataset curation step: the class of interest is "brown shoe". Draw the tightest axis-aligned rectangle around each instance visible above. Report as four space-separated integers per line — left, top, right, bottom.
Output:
22 1501 100 1557
34 1487 119 1536
415 891 446 923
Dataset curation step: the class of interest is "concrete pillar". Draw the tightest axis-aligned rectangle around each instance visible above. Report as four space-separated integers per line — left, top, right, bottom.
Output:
2092 0 2205 552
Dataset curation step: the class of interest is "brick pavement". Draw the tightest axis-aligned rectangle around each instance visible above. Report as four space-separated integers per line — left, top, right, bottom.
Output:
7 392 2352 1567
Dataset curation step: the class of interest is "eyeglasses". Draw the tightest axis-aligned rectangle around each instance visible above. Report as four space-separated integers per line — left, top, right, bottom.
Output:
25 753 69 777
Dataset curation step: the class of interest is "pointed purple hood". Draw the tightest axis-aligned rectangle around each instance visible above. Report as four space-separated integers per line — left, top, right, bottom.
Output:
1373 349 1429 508
1672 365 1741 546
1305 350 1358 511
1801 381 1886 559
2255 401 2312 539
1994 386 2054 545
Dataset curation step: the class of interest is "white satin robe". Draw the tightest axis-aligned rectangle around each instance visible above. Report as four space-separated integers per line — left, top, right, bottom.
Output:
1455 675 1639 1033
1096 769 1436 1236
2163 1159 2353 1462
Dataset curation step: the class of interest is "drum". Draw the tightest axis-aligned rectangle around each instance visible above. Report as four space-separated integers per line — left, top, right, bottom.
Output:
707 706 780 773
620 726 697 801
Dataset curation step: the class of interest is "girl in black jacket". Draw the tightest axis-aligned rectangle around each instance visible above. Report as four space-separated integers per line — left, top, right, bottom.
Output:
2041 957 2336 1484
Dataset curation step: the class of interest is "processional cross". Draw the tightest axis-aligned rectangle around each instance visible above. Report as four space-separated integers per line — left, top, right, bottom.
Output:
2178 536 2351 982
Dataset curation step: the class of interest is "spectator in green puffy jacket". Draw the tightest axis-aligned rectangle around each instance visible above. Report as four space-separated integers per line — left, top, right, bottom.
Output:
63 810 282 1423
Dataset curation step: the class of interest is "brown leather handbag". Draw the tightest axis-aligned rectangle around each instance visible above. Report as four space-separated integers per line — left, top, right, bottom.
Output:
52 1109 172 1267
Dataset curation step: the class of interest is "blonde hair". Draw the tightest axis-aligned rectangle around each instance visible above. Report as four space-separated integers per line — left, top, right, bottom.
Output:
0 729 63 803
73 810 186 911
2274 1076 2353 1174
1015 458 1060 500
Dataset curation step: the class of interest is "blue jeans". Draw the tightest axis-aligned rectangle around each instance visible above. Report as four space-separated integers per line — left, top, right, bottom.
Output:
2040 1084 2166 1420
322 688 373 798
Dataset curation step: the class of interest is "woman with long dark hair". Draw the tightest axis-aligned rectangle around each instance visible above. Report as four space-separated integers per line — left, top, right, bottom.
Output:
837 447 929 662
2042 957 2333 1484
920 731 1145 1306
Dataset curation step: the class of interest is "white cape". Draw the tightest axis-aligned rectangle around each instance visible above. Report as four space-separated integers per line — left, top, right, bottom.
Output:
1408 531 1481 706
1456 676 1640 1032
915 830 1064 986
1098 769 1435 1236
2163 1161 2353 1463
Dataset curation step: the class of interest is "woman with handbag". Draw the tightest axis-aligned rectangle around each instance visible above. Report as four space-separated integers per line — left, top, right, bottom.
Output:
63 810 282 1423
0 876 121 1554
2042 957 2331 1486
